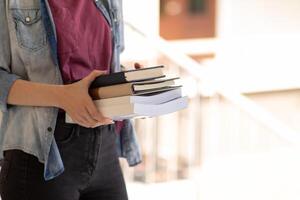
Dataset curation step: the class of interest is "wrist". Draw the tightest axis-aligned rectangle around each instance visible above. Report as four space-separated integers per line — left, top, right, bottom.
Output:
53 85 68 109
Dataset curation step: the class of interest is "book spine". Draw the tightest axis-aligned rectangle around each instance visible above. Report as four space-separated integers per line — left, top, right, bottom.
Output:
90 84 133 99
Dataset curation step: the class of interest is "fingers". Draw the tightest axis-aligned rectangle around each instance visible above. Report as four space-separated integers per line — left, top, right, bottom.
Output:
84 70 108 84
71 111 112 128
134 62 143 69
70 107 98 128
85 99 113 125
68 101 113 128
82 107 100 126
67 69 113 128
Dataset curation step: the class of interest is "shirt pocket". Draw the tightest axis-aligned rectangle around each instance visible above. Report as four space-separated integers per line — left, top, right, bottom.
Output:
10 8 47 52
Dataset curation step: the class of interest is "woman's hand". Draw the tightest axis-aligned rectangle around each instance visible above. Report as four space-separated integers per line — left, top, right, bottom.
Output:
58 70 113 128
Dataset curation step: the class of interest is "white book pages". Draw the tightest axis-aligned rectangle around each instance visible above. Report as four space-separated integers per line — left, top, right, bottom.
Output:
65 96 188 125
98 87 182 106
133 79 178 91
124 66 164 81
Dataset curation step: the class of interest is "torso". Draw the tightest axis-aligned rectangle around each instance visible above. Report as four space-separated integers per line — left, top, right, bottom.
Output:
48 0 113 84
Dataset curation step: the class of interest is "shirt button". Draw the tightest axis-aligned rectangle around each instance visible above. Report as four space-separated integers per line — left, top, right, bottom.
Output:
47 127 53 132
25 16 31 23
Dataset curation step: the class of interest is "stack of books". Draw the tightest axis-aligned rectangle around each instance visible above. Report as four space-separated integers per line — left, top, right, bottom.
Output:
66 65 188 123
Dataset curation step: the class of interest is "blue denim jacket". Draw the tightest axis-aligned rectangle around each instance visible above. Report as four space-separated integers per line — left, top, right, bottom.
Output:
0 0 141 180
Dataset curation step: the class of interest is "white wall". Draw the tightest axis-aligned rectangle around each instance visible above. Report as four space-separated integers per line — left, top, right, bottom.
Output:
123 0 160 37
217 0 300 37
215 0 300 92
121 0 160 63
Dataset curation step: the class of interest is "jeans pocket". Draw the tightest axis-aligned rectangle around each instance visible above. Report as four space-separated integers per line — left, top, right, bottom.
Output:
10 8 47 52
54 124 76 145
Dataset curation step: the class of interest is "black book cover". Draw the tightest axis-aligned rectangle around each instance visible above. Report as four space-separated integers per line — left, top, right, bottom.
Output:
90 72 126 88
89 65 165 88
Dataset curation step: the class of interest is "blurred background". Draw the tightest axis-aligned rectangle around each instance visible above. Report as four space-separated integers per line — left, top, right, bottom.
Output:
121 0 300 200
1 0 299 199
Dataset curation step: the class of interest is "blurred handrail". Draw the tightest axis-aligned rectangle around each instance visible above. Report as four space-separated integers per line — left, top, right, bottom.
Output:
124 22 300 144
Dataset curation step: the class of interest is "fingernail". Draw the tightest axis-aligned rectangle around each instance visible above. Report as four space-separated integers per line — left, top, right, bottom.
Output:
91 123 101 128
106 119 114 124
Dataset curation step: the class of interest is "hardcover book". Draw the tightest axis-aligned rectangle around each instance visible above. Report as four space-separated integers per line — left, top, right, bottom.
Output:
89 77 180 99
88 65 165 88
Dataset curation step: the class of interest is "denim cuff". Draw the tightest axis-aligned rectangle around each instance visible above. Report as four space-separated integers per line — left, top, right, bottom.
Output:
0 70 20 112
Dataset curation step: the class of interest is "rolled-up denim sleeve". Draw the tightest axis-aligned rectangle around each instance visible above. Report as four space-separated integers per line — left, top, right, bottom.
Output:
0 70 20 112
0 1 21 112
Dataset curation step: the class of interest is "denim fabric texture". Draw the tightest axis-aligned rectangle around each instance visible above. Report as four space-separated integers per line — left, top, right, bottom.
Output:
0 114 128 200
0 0 142 181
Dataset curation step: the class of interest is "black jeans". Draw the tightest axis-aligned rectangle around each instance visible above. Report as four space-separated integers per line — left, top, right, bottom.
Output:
0 113 128 200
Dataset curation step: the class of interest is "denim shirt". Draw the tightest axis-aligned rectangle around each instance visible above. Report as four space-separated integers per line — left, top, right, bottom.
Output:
0 0 141 181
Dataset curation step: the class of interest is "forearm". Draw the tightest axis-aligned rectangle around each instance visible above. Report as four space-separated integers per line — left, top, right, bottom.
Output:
7 79 64 108
5 70 112 127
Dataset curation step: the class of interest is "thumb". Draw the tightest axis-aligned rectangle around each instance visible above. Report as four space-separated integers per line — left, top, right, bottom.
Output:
84 70 107 83
134 62 143 69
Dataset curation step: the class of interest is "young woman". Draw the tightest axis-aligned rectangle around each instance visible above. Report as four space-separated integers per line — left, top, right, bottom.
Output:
0 0 141 199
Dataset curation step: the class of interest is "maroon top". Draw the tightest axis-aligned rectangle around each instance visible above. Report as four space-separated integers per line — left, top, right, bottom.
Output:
48 0 112 84
49 0 124 131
